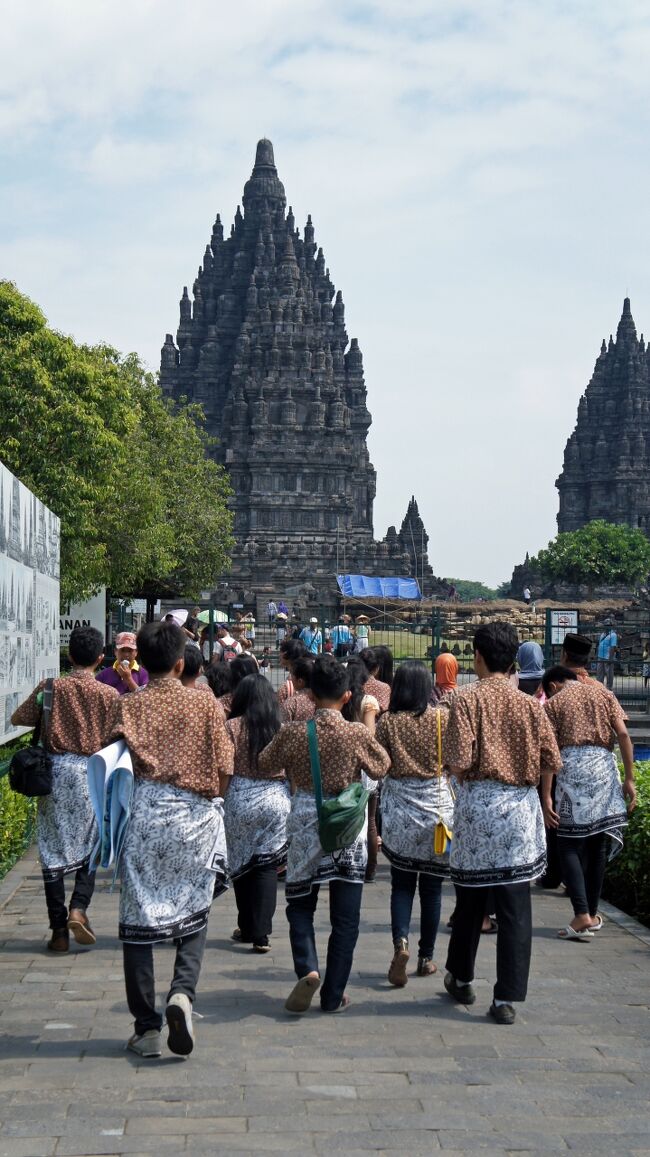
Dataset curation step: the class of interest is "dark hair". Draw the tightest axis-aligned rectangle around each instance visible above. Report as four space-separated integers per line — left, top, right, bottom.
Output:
389 660 431 716
292 656 314 687
373 645 394 686
473 622 518 674
69 626 104 666
136 621 185 675
279 638 307 663
310 654 349 702
541 665 578 696
359 647 379 675
229 655 258 688
341 655 369 722
181 644 203 680
205 662 233 698
229 674 281 767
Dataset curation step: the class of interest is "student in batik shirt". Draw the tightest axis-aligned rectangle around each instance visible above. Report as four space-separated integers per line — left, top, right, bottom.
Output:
12 627 118 952
342 655 382 881
224 675 289 951
258 655 390 1015
280 657 315 722
276 638 309 706
107 621 233 1060
542 665 636 941
443 623 562 1026
359 647 392 712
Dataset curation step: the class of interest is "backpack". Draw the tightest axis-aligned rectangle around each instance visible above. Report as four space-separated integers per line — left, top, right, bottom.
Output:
221 643 238 663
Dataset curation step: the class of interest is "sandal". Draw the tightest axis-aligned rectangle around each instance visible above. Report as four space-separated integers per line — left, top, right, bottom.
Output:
285 973 321 1014
481 917 498 935
322 995 351 1014
557 925 594 941
590 915 603 931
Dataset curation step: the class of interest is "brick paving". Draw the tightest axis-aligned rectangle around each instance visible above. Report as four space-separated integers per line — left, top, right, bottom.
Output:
1 845 649 1155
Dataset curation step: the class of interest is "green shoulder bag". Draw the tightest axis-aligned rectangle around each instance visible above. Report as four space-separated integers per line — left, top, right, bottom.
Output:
306 718 370 855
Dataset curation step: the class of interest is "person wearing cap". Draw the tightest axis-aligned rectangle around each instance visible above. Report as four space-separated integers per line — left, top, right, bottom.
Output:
354 615 370 652
560 633 594 682
96 633 149 695
300 617 322 655
596 620 618 691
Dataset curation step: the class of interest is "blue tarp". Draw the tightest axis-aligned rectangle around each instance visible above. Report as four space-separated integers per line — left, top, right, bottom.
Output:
336 574 422 600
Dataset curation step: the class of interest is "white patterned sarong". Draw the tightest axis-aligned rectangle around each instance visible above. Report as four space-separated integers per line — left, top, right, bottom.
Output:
381 775 454 877
119 779 227 944
285 790 368 899
223 775 290 879
38 753 98 882
557 745 628 857
450 779 546 887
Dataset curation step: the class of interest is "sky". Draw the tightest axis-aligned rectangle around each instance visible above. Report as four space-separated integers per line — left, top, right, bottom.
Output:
2 0 650 587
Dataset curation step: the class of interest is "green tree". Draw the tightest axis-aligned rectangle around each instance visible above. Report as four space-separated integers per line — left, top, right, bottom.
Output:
0 282 233 601
533 520 650 588
443 578 500 602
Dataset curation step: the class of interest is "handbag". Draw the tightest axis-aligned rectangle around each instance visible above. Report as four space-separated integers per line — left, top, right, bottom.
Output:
9 679 54 797
433 708 453 855
306 718 369 854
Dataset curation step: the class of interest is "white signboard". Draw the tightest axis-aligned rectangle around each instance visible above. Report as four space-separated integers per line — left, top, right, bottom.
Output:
0 462 60 745
60 589 106 648
550 609 579 646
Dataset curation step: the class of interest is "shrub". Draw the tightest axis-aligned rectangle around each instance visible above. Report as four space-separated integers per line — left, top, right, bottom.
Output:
603 760 650 928
0 735 37 880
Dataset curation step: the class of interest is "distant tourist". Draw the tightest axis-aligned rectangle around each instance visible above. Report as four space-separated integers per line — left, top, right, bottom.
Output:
12 626 118 953
96 631 148 695
523 587 532 606
596 620 618 690
433 652 459 702
354 615 370 651
267 600 278 627
331 616 353 658
278 600 289 617
299 617 322 654
442 623 562 1025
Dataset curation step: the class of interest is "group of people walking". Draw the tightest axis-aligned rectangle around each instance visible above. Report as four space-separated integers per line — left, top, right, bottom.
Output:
11 618 637 1057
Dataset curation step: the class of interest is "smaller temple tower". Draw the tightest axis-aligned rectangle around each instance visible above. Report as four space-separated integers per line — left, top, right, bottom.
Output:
557 298 650 533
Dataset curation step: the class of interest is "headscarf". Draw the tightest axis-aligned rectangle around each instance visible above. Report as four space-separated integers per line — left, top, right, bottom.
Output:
435 652 459 692
517 641 544 681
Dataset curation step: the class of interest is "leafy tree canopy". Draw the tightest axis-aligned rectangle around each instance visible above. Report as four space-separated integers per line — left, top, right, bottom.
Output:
443 578 500 602
0 281 233 603
532 520 650 587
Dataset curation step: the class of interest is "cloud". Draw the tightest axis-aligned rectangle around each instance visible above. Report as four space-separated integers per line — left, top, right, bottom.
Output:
2 1 650 585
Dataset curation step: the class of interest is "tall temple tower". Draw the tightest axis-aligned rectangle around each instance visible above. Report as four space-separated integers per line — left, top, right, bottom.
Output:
161 139 434 596
556 298 650 533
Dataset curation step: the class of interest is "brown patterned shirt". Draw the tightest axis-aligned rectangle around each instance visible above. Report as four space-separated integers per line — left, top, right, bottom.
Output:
364 675 391 713
107 676 233 799
225 715 285 780
11 670 118 756
544 680 627 751
281 691 315 723
376 705 449 780
258 707 390 794
218 692 233 718
443 674 562 787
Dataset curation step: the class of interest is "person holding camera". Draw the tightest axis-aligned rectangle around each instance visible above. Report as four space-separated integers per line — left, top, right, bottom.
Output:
96 631 148 695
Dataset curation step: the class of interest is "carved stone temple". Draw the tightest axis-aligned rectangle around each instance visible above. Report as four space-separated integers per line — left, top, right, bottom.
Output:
160 139 436 599
557 298 650 533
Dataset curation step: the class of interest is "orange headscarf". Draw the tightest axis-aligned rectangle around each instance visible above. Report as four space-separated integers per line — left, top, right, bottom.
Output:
435 653 459 692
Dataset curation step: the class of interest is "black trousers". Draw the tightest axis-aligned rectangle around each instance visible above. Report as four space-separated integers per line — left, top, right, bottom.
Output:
43 864 95 930
122 926 207 1036
446 882 532 1003
232 864 278 945
557 833 607 918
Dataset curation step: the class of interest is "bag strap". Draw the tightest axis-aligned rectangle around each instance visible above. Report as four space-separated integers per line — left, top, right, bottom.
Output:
36 677 54 749
306 718 324 815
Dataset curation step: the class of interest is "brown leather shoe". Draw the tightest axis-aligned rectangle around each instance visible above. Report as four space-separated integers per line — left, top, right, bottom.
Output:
388 939 410 987
67 909 96 946
48 927 69 952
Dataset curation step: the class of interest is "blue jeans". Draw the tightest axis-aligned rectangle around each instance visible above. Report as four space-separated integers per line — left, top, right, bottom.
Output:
286 881 362 1011
390 866 442 958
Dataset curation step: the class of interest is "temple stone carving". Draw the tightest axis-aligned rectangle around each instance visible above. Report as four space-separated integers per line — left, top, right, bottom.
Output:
160 140 436 597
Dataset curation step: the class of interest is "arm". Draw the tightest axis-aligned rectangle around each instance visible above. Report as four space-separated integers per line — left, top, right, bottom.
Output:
441 697 474 783
613 717 636 812
210 714 234 797
257 728 289 778
11 682 45 727
358 730 391 781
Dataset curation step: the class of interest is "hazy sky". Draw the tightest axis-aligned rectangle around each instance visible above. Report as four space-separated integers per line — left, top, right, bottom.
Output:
2 1 650 586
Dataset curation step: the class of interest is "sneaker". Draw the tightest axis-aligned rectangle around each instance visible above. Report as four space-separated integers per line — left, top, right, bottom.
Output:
488 1001 516 1025
416 956 437 977
67 909 96 946
166 993 195 1056
387 938 410 987
126 1030 162 1058
231 928 252 943
47 927 69 953
444 972 476 1005
252 943 271 953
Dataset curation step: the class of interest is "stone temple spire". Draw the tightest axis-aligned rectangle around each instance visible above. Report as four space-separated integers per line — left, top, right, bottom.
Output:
160 139 439 595
556 297 650 534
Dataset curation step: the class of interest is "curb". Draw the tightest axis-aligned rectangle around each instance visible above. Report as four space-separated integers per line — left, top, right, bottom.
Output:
598 898 650 948
0 842 39 912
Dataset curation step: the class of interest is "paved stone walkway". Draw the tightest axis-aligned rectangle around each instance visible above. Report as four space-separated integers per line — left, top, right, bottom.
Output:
1 846 649 1156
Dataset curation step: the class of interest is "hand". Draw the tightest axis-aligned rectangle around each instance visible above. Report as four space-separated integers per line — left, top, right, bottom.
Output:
623 777 637 813
117 664 137 691
542 798 560 829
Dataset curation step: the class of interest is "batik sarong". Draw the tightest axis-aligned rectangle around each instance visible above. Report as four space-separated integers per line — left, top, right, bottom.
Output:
38 753 98 883
223 775 290 879
381 774 454 876
450 779 546 886
557 745 628 856
119 778 227 943
284 789 367 899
